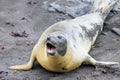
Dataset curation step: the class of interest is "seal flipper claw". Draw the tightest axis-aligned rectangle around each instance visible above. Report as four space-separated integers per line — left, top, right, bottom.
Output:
86 55 119 67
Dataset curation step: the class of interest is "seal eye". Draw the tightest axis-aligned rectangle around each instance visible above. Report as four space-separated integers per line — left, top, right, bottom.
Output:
57 36 63 40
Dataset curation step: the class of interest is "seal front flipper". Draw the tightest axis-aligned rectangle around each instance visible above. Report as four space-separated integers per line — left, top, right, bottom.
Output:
85 55 119 67
9 50 36 70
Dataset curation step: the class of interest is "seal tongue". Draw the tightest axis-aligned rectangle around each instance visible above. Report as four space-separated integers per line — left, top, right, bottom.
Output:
47 43 56 55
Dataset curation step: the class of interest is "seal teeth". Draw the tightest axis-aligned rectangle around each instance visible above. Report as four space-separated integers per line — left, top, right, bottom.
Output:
46 43 56 55
47 43 55 49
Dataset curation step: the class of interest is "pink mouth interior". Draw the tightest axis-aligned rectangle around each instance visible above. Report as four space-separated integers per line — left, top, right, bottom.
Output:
47 43 56 53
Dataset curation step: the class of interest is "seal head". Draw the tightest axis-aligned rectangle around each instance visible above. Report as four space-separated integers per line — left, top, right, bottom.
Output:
46 32 67 56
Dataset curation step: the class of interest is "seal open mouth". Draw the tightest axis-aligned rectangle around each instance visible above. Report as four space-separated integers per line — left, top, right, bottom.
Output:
46 42 56 55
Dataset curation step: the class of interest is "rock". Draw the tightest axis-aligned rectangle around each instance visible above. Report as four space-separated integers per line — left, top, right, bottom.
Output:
48 1 91 18
111 28 120 36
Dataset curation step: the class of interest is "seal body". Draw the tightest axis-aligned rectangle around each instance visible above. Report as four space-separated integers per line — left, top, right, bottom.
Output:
36 13 103 72
9 0 119 72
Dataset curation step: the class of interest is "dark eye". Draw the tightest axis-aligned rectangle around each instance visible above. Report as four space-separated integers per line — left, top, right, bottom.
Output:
57 36 63 40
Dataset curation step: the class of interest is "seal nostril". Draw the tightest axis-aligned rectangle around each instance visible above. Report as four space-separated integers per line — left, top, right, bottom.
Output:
47 36 50 41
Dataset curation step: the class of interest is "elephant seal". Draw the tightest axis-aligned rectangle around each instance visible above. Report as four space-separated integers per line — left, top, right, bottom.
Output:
9 0 119 72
